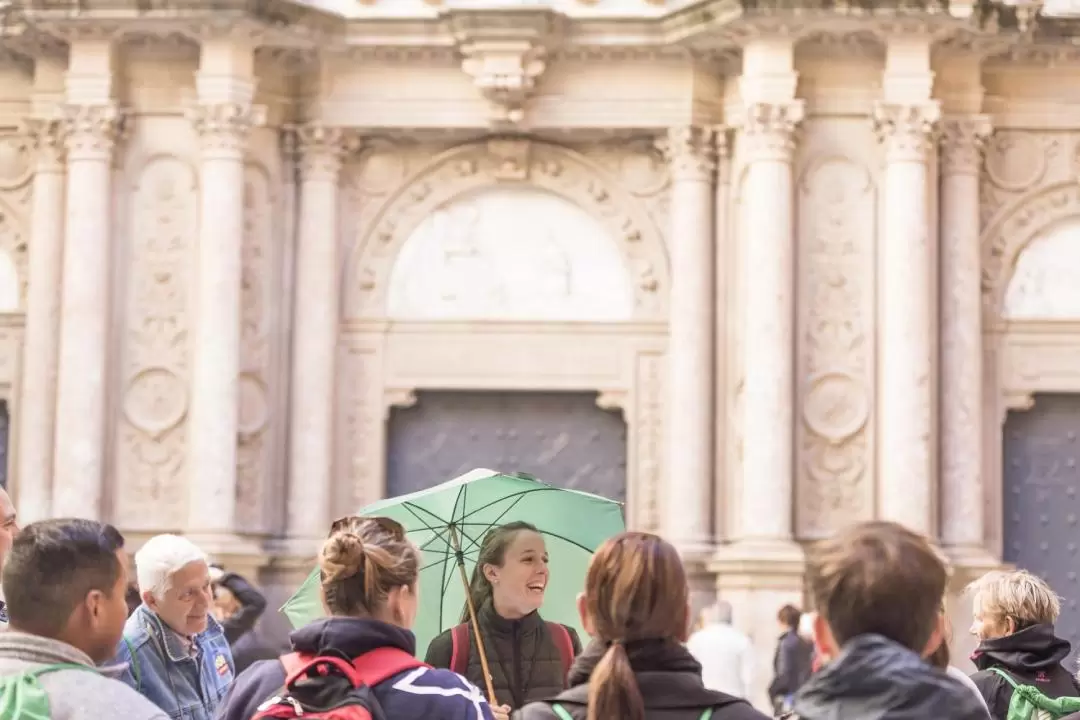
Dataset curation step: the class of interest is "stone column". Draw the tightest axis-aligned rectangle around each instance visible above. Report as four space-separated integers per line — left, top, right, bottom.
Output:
737 101 804 551
662 126 716 556
17 119 65 523
874 102 940 535
940 115 992 551
287 125 347 550
52 105 121 519
186 96 262 543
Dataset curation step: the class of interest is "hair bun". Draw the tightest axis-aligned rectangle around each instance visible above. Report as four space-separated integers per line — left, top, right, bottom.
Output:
320 532 366 583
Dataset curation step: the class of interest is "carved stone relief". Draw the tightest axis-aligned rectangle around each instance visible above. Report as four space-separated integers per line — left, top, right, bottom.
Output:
114 155 195 529
386 186 635 321
633 351 664 533
337 341 382 512
1004 221 1080 319
236 164 274 533
796 155 875 538
0 130 33 310
344 138 669 322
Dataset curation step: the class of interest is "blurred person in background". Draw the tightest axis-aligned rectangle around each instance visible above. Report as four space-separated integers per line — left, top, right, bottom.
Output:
686 600 754 699
768 605 813 713
208 563 279 673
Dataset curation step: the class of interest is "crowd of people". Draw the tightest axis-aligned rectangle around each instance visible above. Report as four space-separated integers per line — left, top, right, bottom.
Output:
0 480 1079 719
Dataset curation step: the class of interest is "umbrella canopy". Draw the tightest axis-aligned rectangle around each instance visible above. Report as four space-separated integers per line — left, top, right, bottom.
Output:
280 468 625 659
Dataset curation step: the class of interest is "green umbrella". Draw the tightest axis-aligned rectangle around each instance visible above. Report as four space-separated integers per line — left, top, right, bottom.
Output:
280 468 624 699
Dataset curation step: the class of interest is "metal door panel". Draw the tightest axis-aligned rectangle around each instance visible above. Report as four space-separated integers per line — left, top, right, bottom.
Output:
386 390 627 502
1004 393 1080 662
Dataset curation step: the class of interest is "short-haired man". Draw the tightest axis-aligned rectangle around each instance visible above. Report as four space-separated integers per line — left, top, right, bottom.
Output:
787 521 988 720
968 569 1079 717
113 534 234 720
0 518 167 719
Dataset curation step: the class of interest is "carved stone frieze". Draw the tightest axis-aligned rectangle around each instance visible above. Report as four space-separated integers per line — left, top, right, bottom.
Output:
114 155 195 529
873 102 941 162
186 102 267 155
795 153 876 538
343 139 670 321
941 115 993 177
659 126 717 183
739 102 805 163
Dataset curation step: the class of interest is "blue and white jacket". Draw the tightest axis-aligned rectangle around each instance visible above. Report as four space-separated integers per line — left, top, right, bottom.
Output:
215 617 494 720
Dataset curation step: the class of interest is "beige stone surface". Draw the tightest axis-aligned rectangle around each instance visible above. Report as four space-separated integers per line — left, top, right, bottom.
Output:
3 0 1080 707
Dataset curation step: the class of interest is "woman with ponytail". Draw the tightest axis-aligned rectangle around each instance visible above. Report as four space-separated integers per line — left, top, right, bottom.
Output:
426 522 582 720
515 532 767 720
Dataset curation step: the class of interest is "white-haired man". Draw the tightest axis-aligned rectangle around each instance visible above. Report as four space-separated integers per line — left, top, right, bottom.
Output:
111 534 235 720
686 600 755 701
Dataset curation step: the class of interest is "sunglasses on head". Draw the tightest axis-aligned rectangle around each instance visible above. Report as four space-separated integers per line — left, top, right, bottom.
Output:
329 515 406 540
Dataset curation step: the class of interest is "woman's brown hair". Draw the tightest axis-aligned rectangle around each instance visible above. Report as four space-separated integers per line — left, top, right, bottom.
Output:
582 532 689 720
462 521 539 622
320 516 420 617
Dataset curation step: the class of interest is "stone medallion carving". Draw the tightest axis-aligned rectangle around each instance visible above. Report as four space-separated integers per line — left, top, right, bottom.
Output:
982 182 1080 317
984 132 1049 193
344 138 669 321
353 138 407 196
237 372 269 437
0 134 32 191
123 367 188 439
802 371 870 442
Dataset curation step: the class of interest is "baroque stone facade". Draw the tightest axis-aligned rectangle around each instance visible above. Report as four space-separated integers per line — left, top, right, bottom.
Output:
4 0 1080 707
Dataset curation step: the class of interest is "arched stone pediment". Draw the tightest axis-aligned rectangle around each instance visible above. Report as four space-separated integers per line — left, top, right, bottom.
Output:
981 182 1080 320
342 138 670 322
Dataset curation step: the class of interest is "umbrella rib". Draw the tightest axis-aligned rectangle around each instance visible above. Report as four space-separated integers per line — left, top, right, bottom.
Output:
453 523 597 555
457 489 537 555
456 487 557 525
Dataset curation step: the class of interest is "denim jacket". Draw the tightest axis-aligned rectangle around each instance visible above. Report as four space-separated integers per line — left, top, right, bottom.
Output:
111 604 235 720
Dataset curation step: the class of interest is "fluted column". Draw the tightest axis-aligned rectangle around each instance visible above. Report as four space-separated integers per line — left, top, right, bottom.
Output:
18 118 66 523
874 102 940 535
737 101 803 550
52 105 121 519
940 115 992 550
186 99 262 541
287 125 347 549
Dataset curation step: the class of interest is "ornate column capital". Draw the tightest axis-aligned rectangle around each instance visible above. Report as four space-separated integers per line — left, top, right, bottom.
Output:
294 124 354 182
186 101 266 157
22 117 67 172
940 115 992 177
873 102 941 163
660 126 717 183
740 101 805 163
61 104 124 161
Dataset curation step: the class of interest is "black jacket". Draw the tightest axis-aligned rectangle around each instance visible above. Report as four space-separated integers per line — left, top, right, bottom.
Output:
216 617 494 720
790 634 990 720
514 638 767 720
216 572 267 645
971 623 1080 719
425 600 582 710
770 629 814 699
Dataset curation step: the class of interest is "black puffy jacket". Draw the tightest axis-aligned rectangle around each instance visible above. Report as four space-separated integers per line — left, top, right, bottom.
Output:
970 623 1080 720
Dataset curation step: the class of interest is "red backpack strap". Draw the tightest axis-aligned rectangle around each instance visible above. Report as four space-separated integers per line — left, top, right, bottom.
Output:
450 623 471 676
278 652 308 682
349 647 429 687
547 622 574 682
280 652 362 687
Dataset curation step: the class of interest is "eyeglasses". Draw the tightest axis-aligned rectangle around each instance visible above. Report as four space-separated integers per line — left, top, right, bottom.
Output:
329 515 406 541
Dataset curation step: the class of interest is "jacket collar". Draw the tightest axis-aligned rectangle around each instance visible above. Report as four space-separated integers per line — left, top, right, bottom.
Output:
478 599 544 637
288 616 417 658
0 631 96 668
136 604 225 663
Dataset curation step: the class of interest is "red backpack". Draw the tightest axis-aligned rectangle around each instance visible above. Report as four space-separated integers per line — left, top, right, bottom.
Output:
252 647 427 720
450 621 575 684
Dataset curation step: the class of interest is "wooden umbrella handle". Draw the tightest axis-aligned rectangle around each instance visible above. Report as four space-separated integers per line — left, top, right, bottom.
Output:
450 525 499 706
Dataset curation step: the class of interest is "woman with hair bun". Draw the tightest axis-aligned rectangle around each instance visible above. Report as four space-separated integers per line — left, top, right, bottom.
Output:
515 532 768 720
216 516 495 720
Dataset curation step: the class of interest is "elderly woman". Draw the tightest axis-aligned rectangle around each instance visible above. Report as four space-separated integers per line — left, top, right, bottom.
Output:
111 534 234 720
968 569 1078 719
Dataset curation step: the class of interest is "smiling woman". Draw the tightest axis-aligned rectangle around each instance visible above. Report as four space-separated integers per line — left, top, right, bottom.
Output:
425 522 583 719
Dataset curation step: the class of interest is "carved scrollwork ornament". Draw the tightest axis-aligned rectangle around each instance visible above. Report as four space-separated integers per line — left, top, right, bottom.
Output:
740 102 805 163
459 41 547 126
659 126 717 182
873 102 941 163
21 118 66 173
186 102 267 156
940 115 992 177
294 124 355 182
62 104 125 160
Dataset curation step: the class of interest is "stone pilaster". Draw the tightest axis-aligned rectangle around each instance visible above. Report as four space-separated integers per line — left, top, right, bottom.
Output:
940 115 995 559
185 95 264 547
734 100 804 554
17 118 66 523
661 125 716 558
873 101 941 536
286 124 349 552
52 104 122 520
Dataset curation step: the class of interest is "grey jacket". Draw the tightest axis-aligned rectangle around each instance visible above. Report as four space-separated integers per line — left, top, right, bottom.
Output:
0 631 168 720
